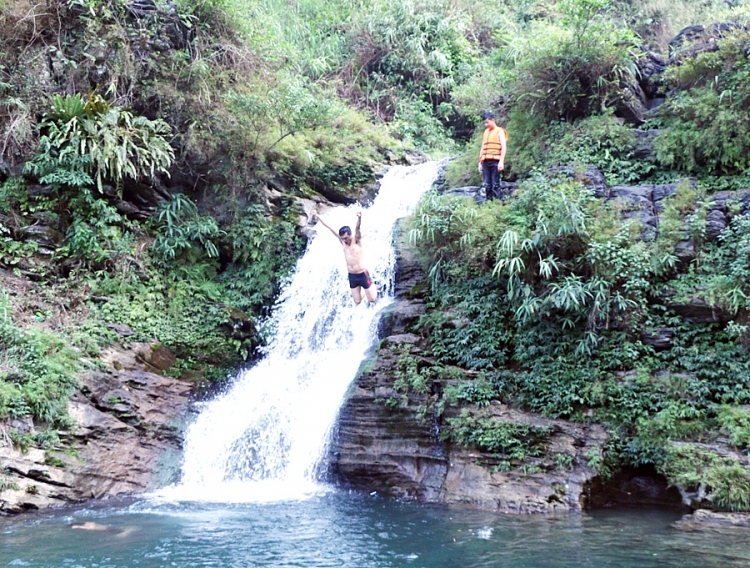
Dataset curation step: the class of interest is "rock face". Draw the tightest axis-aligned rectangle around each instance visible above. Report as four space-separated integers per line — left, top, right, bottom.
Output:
332 361 609 512
330 229 609 513
0 343 190 514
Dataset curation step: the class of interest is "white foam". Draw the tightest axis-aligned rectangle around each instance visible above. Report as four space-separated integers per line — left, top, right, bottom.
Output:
158 162 441 504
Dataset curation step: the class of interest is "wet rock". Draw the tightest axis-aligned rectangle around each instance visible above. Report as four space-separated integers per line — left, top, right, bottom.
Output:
675 509 750 530
136 343 176 372
403 149 429 166
388 300 425 332
358 178 382 206
383 333 421 346
392 218 424 298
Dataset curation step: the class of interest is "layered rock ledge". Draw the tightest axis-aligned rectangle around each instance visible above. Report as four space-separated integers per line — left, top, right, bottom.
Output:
0 343 189 514
330 223 614 513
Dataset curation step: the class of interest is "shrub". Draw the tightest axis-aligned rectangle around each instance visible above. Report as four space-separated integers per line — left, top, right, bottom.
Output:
655 30 750 175
508 1 639 124
0 292 78 427
443 408 550 462
26 94 174 194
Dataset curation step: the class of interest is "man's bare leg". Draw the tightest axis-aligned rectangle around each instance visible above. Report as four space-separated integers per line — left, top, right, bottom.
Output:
351 287 363 305
365 284 378 303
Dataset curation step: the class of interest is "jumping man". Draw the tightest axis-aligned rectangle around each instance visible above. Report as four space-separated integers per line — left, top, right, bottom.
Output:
311 210 378 305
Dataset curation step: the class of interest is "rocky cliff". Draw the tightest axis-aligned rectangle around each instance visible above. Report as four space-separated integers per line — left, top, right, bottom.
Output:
331 223 619 513
0 341 189 514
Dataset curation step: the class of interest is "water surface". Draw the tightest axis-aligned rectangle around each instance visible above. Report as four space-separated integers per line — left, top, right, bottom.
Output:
3 493 749 567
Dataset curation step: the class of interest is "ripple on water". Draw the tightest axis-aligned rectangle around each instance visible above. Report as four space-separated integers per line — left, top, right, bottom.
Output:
2 495 750 568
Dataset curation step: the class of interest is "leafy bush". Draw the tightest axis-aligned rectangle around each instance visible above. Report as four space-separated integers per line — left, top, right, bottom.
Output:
0 292 78 427
668 212 750 314
152 194 223 261
661 443 750 511
26 94 174 193
655 30 750 175
507 0 639 123
443 409 550 462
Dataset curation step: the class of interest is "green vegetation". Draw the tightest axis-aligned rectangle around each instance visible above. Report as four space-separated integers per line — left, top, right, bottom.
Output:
1 0 750 513
406 165 750 510
443 409 550 465
0 292 78 429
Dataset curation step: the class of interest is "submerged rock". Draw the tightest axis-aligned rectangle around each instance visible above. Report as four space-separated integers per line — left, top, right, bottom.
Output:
675 509 750 530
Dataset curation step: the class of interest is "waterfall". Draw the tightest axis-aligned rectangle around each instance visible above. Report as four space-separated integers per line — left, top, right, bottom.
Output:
159 161 441 503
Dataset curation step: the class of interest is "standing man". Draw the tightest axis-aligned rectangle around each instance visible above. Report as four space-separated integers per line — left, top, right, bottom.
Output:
311 210 378 305
477 111 507 201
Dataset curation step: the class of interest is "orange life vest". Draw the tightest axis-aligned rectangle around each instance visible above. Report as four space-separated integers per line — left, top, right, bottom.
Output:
480 126 507 162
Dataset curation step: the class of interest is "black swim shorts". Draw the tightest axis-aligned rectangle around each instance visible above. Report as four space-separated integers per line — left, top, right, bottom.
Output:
348 270 373 289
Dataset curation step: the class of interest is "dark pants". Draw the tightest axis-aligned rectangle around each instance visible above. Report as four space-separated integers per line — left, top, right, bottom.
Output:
481 160 501 200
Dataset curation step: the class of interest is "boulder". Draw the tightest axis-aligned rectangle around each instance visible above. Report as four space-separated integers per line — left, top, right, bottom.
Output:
403 149 429 166
637 52 667 99
20 224 63 249
668 23 744 64
675 509 750 530
632 129 661 162
608 184 657 238
666 295 730 324
105 323 135 337
444 185 482 200
136 343 176 372
548 165 608 197
705 209 728 241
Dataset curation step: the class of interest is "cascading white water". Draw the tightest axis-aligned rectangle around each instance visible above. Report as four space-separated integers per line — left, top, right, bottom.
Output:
159 161 441 503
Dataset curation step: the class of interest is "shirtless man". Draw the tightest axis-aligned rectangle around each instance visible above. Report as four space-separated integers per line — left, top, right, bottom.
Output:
311 210 378 305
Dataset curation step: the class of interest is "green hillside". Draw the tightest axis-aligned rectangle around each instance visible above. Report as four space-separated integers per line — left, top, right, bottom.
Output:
2 0 750 510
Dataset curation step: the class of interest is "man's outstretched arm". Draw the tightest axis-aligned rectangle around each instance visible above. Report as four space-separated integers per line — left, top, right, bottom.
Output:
355 212 362 244
311 211 341 239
